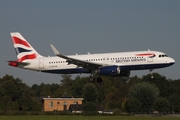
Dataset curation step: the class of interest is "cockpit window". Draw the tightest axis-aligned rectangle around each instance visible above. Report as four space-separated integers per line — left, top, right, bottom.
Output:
159 54 168 58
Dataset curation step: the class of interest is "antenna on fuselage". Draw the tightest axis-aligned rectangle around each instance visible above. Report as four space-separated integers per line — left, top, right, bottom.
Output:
148 49 151 51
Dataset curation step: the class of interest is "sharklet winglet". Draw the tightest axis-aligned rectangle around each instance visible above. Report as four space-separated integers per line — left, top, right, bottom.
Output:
50 44 60 55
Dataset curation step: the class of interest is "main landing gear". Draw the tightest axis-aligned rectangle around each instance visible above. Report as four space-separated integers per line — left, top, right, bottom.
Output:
97 77 102 83
89 76 95 82
89 75 102 83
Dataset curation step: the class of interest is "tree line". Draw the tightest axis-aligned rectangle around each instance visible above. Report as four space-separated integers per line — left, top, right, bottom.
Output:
0 73 180 114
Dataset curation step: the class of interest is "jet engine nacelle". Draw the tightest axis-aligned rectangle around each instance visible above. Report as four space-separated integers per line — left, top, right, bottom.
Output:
98 65 130 77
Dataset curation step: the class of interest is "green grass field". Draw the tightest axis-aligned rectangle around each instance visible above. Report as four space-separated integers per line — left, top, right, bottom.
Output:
0 115 180 120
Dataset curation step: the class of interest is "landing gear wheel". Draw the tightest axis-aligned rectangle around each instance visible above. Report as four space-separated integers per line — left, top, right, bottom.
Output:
97 77 102 83
89 76 95 82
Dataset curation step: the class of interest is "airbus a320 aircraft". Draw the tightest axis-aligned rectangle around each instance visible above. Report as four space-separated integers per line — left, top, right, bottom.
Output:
8 32 175 83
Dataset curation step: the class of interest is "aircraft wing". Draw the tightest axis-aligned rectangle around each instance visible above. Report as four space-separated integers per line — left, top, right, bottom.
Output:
50 44 103 69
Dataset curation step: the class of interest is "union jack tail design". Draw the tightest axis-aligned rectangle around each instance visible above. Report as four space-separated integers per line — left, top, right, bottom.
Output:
10 32 42 62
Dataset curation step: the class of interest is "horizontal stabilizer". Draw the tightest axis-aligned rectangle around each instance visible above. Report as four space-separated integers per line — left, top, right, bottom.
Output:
8 60 29 67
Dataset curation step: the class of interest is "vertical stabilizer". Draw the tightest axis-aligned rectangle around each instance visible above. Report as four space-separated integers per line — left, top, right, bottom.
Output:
10 32 42 62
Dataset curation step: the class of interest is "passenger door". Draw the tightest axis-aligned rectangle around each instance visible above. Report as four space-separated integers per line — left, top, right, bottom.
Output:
39 58 44 69
147 56 153 62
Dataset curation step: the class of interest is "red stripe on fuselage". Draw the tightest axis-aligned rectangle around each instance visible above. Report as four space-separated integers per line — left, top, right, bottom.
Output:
136 53 155 56
12 36 30 48
18 53 37 62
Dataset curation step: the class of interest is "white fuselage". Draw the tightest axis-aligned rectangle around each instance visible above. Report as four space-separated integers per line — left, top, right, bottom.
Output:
22 50 175 75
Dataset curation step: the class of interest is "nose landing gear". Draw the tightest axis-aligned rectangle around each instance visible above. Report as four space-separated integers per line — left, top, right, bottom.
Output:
150 69 154 78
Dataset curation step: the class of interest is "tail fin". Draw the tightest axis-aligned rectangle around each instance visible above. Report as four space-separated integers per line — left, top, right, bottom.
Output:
10 32 42 62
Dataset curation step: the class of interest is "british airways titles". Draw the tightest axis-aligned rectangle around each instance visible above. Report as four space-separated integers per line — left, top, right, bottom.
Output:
116 58 146 63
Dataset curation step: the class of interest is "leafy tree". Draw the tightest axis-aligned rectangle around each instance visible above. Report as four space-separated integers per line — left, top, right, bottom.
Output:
83 83 98 103
1 73 180 113
38 83 52 96
30 100 42 111
153 97 169 113
60 74 72 86
70 76 87 97
18 95 32 111
50 83 61 95
0 86 5 97
169 79 180 112
0 96 12 112
169 93 180 112
53 87 64 97
103 89 119 109
101 76 130 110
0 75 38 111
12 101 19 111
83 102 96 111
60 74 74 97
31 84 39 96
126 97 142 113
128 75 142 86
82 83 98 113
128 82 159 112
142 73 170 98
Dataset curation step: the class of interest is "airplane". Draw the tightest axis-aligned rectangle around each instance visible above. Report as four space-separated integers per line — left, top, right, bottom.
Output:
8 32 175 83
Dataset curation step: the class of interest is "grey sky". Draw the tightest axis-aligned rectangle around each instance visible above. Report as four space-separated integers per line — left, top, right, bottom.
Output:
0 0 179 86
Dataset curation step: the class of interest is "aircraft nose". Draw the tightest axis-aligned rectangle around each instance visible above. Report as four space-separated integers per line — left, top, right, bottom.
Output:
170 57 175 65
